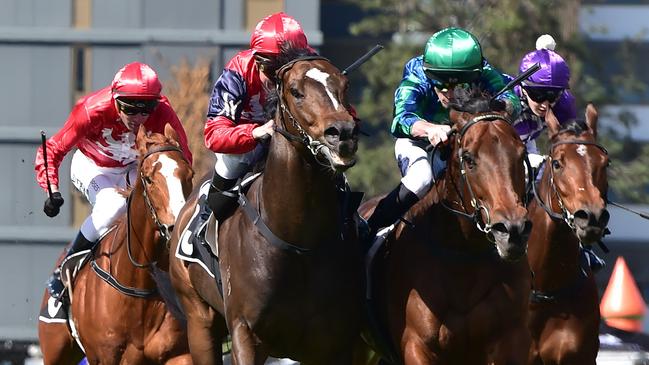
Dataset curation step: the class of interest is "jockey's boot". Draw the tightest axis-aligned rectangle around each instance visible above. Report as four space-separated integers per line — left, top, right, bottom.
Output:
581 245 606 274
365 183 419 244
207 173 238 222
47 232 95 300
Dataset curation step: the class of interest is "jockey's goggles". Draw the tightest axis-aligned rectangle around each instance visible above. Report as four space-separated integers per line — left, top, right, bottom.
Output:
116 98 158 116
424 70 481 92
523 86 564 103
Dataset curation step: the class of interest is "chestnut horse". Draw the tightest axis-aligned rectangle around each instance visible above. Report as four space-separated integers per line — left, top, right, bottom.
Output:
38 124 193 364
527 104 609 365
169 53 362 365
359 90 532 365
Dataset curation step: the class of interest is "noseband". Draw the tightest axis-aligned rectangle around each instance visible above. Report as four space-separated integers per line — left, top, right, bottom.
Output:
533 140 608 230
128 145 186 268
438 114 531 240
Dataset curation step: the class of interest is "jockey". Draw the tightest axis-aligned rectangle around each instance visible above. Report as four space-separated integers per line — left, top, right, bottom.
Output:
35 62 193 299
365 27 521 238
515 35 605 272
514 34 577 168
202 12 317 223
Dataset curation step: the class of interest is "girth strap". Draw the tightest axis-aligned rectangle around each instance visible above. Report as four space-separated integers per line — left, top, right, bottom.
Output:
91 261 157 298
238 188 312 255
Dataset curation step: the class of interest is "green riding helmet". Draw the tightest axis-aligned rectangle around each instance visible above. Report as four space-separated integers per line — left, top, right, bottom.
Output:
423 27 483 85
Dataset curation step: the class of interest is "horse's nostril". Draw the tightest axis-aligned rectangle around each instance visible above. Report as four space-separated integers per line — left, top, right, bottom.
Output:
573 209 589 222
324 126 340 137
491 222 508 234
599 209 610 226
168 224 175 233
522 220 533 236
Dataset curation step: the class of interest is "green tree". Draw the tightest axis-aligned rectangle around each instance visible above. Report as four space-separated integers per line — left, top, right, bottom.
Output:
344 0 649 203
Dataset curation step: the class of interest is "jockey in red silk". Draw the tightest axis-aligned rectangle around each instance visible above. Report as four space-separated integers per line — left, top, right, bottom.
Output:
35 62 193 299
202 12 341 224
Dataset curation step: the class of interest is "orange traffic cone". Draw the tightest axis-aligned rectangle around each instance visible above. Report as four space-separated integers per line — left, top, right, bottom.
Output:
600 257 647 332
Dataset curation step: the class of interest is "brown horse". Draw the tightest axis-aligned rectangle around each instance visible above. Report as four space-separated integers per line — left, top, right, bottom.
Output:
527 104 608 365
359 91 532 365
38 124 194 364
169 53 362 365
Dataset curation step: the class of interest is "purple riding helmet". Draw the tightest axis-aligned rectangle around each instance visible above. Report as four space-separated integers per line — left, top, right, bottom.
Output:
514 35 577 144
520 34 570 88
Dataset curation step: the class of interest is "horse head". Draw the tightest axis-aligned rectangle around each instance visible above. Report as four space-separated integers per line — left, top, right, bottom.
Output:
446 89 531 261
272 52 359 172
543 104 609 245
135 124 194 243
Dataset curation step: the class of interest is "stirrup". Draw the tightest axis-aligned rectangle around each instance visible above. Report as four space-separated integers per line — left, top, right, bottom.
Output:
47 269 65 300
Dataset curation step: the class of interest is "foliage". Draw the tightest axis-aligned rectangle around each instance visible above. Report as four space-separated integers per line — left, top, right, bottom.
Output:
343 0 649 202
163 58 215 185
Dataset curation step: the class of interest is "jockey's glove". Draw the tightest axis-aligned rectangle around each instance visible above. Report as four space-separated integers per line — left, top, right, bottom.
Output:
44 192 64 217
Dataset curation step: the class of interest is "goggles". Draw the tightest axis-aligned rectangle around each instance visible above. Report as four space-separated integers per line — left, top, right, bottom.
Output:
116 98 158 116
523 86 564 103
424 68 481 90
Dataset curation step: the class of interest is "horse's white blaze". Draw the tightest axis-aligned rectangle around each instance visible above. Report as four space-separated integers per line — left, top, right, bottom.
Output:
156 155 186 219
306 68 339 110
576 144 587 157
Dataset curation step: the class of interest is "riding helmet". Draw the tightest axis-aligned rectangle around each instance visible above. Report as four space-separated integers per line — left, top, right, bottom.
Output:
423 27 483 84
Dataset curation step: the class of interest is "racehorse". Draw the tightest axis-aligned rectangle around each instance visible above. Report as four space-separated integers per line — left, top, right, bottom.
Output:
168 50 362 365
38 124 193 365
359 89 533 365
527 104 608 365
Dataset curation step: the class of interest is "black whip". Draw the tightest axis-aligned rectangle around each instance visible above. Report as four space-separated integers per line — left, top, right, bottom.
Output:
342 44 384 75
40 131 54 198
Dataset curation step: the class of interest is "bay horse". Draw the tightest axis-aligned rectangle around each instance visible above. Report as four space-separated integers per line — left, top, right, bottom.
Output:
38 124 193 364
527 104 609 365
359 89 533 365
169 52 362 365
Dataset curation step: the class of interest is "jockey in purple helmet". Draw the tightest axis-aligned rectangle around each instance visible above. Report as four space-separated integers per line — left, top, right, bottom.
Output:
515 35 605 273
513 35 577 160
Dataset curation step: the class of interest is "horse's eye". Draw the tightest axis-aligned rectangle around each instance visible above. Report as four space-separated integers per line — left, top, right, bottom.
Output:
462 152 476 168
552 160 561 170
290 87 303 99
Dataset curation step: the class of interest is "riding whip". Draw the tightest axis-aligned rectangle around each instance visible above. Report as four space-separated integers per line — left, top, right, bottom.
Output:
491 62 541 100
342 44 384 75
40 130 54 198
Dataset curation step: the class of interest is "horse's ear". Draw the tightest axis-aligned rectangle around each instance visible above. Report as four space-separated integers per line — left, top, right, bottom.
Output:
136 125 148 154
449 108 468 130
545 105 561 138
164 123 180 145
585 103 598 139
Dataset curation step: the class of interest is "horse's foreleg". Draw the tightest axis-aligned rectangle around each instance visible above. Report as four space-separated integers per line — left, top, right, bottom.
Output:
490 323 531 365
230 318 268 365
38 315 84 365
181 295 227 365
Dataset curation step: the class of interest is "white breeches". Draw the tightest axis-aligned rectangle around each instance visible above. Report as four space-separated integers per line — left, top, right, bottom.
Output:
70 150 136 241
394 138 446 199
214 144 267 180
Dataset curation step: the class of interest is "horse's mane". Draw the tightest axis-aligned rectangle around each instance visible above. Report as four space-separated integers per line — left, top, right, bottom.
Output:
448 86 493 114
558 119 589 136
263 43 318 119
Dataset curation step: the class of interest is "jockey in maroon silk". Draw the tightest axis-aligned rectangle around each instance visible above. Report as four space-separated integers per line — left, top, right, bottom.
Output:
35 62 192 299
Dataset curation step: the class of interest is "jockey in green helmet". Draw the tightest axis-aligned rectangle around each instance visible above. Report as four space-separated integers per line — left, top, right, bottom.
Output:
366 27 521 239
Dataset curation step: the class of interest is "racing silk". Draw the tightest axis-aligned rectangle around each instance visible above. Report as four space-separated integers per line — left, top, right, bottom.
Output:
512 86 577 152
391 56 521 138
35 86 193 191
204 49 269 154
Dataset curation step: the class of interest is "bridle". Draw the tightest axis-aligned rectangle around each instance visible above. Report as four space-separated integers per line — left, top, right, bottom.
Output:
532 140 608 230
127 145 187 268
272 56 354 169
436 113 532 240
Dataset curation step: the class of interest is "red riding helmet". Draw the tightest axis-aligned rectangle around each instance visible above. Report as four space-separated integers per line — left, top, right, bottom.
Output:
111 62 162 100
250 12 309 55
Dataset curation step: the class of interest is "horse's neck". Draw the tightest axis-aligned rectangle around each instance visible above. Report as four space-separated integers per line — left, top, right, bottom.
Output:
260 137 341 243
111 186 161 279
528 172 581 287
414 172 492 253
